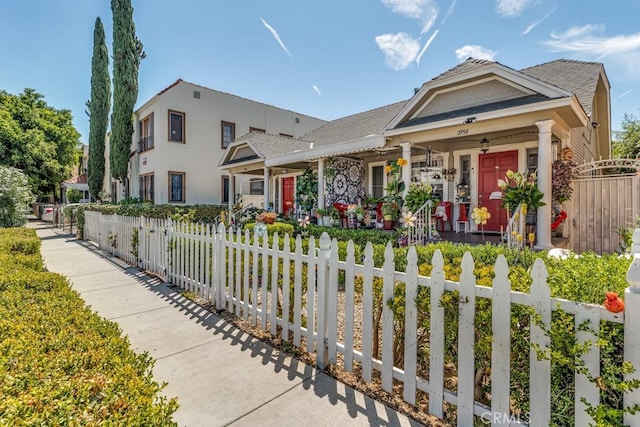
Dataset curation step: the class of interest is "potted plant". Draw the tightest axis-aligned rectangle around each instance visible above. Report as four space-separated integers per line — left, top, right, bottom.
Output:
497 170 545 225
295 168 318 216
381 158 407 229
355 204 365 221
404 182 438 212
381 202 398 230
257 210 278 224
316 208 326 226
329 206 341 227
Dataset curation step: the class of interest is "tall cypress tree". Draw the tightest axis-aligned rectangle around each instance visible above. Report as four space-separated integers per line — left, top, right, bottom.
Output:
87 17 110 201
110 0 144 196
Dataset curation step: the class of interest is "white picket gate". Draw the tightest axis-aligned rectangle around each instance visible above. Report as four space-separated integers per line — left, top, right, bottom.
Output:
82 212 640 426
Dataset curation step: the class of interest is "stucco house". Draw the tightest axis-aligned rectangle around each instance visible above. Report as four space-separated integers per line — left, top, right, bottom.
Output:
220 58 613 250
111 79 327 205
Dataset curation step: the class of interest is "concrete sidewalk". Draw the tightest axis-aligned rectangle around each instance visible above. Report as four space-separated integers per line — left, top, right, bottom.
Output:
32 222 422 427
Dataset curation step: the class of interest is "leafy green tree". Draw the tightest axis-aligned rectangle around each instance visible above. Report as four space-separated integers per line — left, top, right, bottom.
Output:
0 166 35 227
110 0 144 196
87 17 110 202
0 89 80 200
612 113 640 159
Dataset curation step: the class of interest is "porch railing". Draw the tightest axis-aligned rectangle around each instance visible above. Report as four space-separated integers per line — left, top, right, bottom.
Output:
407 200 434 246
505 202 526 249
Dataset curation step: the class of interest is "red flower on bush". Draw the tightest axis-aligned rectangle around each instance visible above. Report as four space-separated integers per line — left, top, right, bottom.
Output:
603 292 625 313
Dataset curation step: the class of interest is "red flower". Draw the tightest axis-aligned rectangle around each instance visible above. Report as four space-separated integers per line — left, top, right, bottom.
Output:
603 292 625 313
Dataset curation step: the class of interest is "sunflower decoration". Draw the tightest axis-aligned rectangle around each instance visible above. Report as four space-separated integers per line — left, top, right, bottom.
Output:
471 206 491 239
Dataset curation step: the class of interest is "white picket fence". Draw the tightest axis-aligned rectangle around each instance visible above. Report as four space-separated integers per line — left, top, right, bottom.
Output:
82 211 640 426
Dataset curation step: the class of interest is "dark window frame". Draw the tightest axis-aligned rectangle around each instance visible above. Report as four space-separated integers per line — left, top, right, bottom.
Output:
168 171 186 203
138 112 154 152
222 175 236 204
221 121 235 149
249 178 264 195
139 173 154 203
168 110 185 143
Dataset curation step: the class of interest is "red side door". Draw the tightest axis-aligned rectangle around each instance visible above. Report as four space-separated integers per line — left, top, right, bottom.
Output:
478 150 518 232
282 177 295 215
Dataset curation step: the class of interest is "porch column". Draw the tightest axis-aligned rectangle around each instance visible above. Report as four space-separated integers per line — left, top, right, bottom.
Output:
401 142 412 198
228 173 235 210
263 167 270 210
535 119 555 250
317 158 325 210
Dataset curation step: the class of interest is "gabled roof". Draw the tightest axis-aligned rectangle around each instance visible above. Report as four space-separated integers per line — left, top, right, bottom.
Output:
520 59 606 116
387 58 593 131
396 94 549 129
301 101 407 146
234 132 312 159
221 101 407 169
62 174 87 185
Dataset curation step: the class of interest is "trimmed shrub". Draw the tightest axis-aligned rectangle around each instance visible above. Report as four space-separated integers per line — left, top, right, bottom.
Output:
0 228 178 424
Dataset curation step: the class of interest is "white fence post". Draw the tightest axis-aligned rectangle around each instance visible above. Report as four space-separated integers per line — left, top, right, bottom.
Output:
624 227 640 426
316 232 331 370
529 258 551 426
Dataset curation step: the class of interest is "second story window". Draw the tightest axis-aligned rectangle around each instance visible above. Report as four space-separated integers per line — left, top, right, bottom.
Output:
138 113 154 152
221 121 235 149
169 110 185 143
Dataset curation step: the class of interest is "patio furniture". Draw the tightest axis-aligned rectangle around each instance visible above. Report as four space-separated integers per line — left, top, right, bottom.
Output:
435 201 453 232
333 203 350 228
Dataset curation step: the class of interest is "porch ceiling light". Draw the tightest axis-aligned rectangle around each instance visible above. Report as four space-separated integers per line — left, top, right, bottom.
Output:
480 137 490 154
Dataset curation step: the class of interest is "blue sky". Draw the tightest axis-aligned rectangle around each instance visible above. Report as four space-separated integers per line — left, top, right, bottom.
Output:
1 0 639 143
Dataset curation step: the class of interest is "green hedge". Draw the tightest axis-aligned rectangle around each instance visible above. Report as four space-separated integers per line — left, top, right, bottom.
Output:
72 203 228 239
0 228 178 425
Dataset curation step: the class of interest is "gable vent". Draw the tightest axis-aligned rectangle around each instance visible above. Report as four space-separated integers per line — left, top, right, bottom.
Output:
193 91 201 99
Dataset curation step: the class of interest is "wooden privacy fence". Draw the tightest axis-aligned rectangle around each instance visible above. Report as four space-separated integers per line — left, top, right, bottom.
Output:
82 212 640 426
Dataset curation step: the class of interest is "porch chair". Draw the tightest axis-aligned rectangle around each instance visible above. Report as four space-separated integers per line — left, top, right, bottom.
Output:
434 201 453 232
333 203 350 228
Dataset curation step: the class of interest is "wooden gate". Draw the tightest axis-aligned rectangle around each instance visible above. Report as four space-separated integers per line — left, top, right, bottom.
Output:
570 159 640 254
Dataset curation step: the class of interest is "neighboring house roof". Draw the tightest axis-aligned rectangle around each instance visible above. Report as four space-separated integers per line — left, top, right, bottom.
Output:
301 101 407 146
221 101 407 168
62 174 88 185
520 59 605 117
137 78 327 124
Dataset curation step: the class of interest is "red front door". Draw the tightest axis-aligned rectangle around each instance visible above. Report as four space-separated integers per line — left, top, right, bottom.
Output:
478 150 518 232
282 177 295 215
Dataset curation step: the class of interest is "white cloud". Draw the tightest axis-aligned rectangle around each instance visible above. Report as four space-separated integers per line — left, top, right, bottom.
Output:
522 7 557 35
495 0 533 17
381 0 439 34
259 17 292 58
416 30 439 65
312 85 321 96
545 25 640 58
544 25 640 79
614 88 633 102
375 32 421 71
455 45 498 62
441 0 458 25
